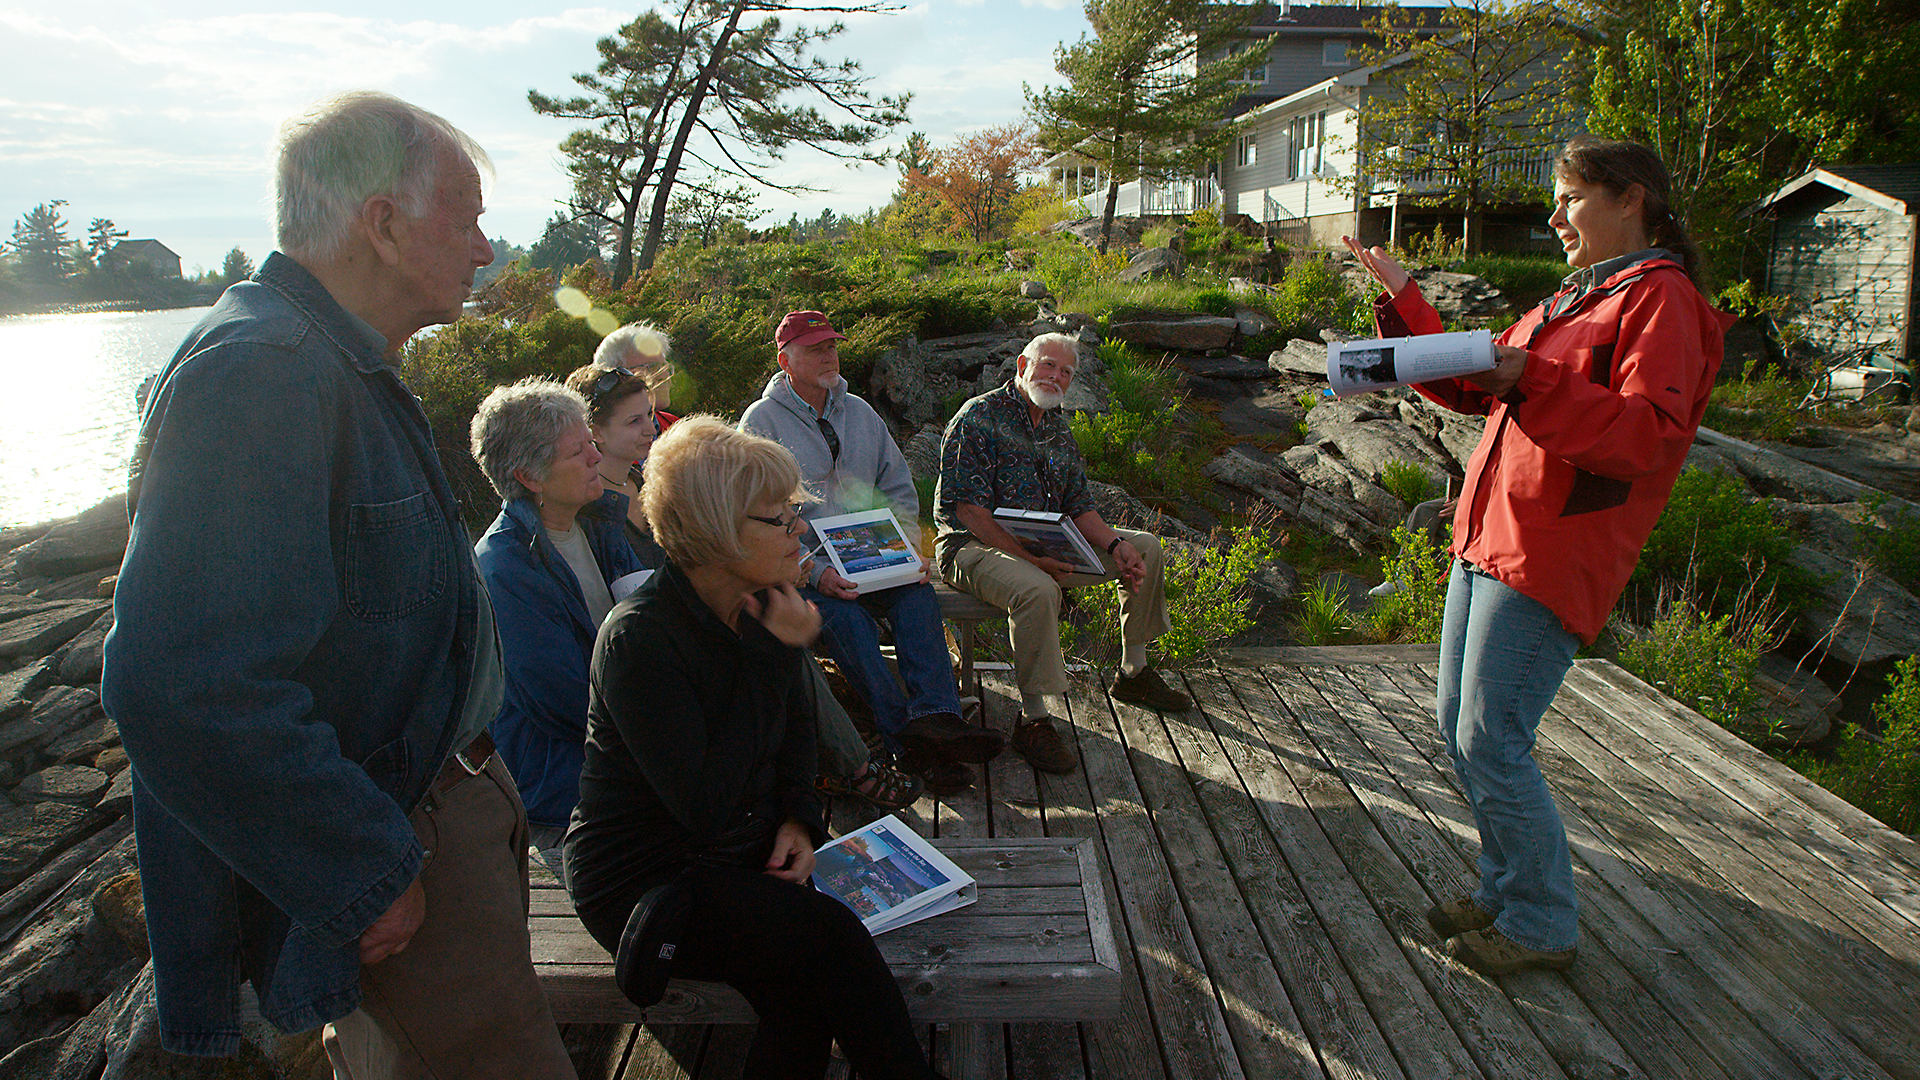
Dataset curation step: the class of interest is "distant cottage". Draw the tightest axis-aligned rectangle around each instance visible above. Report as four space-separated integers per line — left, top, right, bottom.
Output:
1749 166 1918 363
105 239 182 279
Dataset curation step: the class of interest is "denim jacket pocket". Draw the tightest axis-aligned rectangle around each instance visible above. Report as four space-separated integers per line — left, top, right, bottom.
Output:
344 493 448 621
358 736 413 802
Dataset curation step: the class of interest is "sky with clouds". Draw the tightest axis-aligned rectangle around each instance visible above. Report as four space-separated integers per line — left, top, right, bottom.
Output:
0 0 1089 274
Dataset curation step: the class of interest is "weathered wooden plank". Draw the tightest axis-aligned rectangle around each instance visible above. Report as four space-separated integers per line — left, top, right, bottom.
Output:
1568 661 1920 910
1386 663 1855 1080
1222 644 1441 666
533 912 1097 967
1523 672 1920 1079
615 1022 707 1080
1178 666 1411 1080
1103 670 1329 1080
1295 665 1642 1080
1218 665 1486 1080
1064 677 1249 1080
562 1021 635 1080
932 723 1009 1080
531 884 1094 920
984 671 1095 1080
1350 663 1746 1080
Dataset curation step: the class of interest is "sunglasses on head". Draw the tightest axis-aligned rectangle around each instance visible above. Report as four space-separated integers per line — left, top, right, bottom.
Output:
590 360 674 403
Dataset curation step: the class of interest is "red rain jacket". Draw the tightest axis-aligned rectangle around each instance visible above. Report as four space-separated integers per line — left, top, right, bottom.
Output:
1375 252 1735 643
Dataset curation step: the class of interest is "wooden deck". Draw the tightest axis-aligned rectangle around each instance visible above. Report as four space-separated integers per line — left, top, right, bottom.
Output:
558 648 1920 1080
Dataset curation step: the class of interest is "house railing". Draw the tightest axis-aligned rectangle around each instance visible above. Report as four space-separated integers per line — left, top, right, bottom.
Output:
1141 176 1220 216
1373 145 1555 193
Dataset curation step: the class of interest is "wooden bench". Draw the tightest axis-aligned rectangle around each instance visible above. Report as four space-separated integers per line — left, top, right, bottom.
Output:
531 836 1123 1024
932 584 1000 703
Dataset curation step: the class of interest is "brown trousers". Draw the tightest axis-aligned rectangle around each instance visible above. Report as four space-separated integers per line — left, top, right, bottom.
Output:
322 752 575 1080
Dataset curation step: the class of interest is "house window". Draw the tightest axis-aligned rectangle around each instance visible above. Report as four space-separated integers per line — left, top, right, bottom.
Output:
1323 39 1350 66
1289 110 1326 180
1237 133 1257 168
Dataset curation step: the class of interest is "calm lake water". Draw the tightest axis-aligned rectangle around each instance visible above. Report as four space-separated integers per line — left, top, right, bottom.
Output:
0 306 211 527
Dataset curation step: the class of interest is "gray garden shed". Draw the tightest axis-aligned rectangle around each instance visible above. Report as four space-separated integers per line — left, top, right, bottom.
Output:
1749 164 1919 362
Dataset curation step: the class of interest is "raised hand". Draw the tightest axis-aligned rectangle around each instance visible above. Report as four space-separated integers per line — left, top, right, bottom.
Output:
1342 235 1410 297
741 582 822 647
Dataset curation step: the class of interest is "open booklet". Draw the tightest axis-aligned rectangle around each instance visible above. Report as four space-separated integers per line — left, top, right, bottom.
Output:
811 814 977 935
1326 329 1496 398
992 508 1107 576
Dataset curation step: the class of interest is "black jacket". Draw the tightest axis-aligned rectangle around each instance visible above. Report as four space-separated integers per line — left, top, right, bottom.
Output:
566 559 823 944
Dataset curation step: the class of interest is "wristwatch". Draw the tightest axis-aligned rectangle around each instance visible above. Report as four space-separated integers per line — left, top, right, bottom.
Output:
1106 536 1126 556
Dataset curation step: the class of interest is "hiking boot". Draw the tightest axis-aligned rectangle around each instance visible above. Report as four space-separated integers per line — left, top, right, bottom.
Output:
1426 895 1497 939
1445 928 1577 975
1111 666 1192 712
900 711 1006 764
1010 716 1078 774
818 757 923 812
899 748 975 797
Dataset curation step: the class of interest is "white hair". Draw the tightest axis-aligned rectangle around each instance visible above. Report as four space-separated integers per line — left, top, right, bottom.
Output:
469 378 589 504
275 90 492 263
594 321 672 370
1019 332 1080 372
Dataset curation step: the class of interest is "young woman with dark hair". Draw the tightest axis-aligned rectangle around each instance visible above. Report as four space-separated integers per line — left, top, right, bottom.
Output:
1343 133 1734 975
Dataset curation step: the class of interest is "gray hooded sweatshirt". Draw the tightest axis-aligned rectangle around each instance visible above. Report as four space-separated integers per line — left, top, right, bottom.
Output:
739 372 922 585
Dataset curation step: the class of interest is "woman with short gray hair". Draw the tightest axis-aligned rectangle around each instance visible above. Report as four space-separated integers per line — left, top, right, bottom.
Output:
471 378 644 880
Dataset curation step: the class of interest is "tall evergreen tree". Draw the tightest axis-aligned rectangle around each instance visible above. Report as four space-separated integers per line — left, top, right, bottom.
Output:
87 218 128 271
1025 0 1261 254
10 202 73 283
221 247 255 285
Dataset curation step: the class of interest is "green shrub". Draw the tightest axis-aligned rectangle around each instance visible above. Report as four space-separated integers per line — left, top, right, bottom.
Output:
1788 655 1920 834
1452 254 1568 310
1368 522 1451 643
1062 522 1277 669
1859 494 1920 594
1270 257 1361 341
1379 459 1438 507
1631 467 1806 619
1707 359 1804 441
1617 593 1771 731
1190 288 1235 316
1035 240 1128 300
1293 578 1355 645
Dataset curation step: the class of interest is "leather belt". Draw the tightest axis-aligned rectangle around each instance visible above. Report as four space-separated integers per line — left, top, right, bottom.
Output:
431 730 495 796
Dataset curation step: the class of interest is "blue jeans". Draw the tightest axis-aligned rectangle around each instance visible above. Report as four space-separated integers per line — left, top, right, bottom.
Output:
807 581 961 753
1436 561 1581 952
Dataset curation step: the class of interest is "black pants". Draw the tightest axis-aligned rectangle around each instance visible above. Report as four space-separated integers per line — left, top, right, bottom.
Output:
586 864 934 1080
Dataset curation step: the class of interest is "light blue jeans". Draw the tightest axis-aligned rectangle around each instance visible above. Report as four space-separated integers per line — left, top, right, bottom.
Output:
808 581 961 754
1436 560 1582 952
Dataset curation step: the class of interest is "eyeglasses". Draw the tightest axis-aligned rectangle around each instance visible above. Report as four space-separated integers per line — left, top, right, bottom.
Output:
745 504 805 535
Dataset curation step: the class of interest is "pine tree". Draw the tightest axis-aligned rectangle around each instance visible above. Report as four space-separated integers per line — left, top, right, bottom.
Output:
87 218 128 271
10 201 73 283
1025 0 1261 254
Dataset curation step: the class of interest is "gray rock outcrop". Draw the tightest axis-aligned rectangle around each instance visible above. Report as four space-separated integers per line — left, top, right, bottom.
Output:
1117 247 1183 283
1107 315 1238 352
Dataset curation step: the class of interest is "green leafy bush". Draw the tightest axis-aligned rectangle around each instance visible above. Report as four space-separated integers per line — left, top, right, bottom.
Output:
1859 494 1920 594
1617 594 1771 731
1270 257 1361 341
1190 288 1235 316
1035 240 1128 299
1789 655 1920 834
1062 522 1278 669
1631 467 1806 619
1368 522 1451 643
1378 459 1439 507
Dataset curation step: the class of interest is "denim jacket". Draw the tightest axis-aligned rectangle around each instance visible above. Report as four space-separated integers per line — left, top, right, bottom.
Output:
475 491 643 828
102 253 482 1055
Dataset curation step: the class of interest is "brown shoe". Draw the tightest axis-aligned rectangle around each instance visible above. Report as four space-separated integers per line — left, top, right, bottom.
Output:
1111 667 1192 711
1426 895 1496 939
900 711 1006 764
1010 716 1078 774
899 749 974 797
1446 928 1577 975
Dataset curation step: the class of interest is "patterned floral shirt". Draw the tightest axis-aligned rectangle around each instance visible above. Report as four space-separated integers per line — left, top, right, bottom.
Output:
935 379 1095 568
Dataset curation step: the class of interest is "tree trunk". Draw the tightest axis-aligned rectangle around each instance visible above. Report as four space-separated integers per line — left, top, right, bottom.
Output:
636 0 748 274
610 146 659 288
1097 180 1121 256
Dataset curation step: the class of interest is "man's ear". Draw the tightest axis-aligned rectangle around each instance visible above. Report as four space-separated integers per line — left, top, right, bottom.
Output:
776 348 791 373
360 195 405 267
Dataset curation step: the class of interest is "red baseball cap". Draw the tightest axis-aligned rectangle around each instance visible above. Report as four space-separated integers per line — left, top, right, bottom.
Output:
775 310 847 350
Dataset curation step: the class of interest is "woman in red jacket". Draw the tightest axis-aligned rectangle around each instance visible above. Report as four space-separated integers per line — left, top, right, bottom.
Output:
1345 135 1733 975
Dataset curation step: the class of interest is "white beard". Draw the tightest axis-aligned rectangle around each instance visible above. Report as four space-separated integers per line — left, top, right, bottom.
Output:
1019 373 1066 410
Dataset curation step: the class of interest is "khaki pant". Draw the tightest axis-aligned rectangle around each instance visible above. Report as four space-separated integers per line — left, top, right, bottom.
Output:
322 753 576 1080
945 528 1171 697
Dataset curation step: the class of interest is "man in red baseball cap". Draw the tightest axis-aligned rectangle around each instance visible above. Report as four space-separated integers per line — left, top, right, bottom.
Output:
743 310 1005 798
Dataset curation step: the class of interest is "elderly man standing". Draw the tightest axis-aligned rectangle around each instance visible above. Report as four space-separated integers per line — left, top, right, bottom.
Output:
101 92 575 1077
936 332 1191 774
742 311 1004 795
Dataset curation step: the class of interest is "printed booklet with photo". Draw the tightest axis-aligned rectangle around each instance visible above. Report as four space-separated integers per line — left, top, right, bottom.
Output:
1326 329 1496 397
991 508 1107 576
808 508 925 592
811 814 977 935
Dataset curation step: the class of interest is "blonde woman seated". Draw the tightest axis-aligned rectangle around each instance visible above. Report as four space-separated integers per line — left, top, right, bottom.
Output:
564 350 919 812
566 417 939 1080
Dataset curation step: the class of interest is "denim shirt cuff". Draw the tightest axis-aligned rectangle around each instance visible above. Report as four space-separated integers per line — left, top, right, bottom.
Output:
305 839 424 947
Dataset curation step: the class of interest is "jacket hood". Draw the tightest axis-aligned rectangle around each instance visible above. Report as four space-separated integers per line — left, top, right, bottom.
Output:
760 370 847 423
